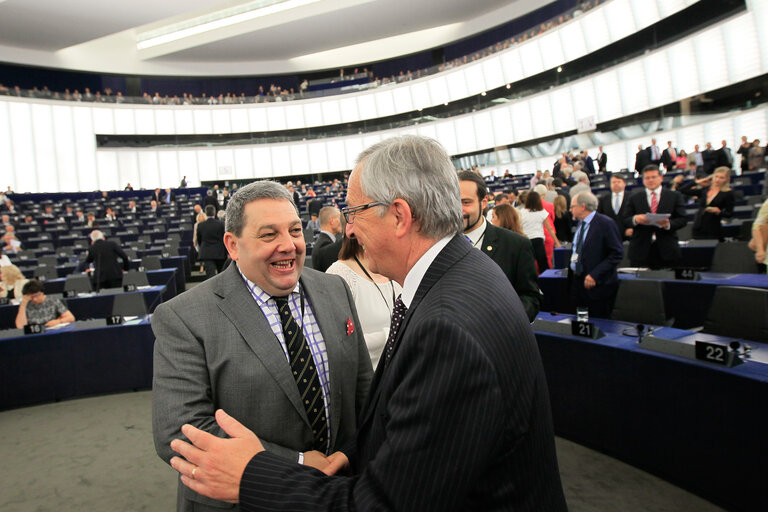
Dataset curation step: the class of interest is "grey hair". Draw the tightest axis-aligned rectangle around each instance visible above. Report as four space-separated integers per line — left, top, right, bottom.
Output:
574 191 599 211
89 230 105 242
355 135 463 239
533 184 548 196
225 181 295 236
572 170 590 185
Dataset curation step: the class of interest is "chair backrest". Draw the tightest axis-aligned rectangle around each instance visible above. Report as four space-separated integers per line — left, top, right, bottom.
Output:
709 242 760 273
161 245 179 257
131 241 147 250
676 223 693 242
611 279 671 326
122 270 149 287
64 274 93 293
35 266 58 281
112 293 148 316
123 248 138 260
38 255 58 267
167 233 181 242
138 235 152 243
140 256 162 270
702 286 768 342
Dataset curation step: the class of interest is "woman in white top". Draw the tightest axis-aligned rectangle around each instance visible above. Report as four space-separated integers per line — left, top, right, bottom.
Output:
326 234 402 368
519 191 561 273
0 264 29 300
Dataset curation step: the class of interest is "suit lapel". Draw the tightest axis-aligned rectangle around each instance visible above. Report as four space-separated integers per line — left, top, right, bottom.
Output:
213 265 309 427
481 223 499 259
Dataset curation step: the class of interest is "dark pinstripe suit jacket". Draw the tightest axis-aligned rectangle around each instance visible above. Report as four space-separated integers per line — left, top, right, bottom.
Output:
239 235 566 511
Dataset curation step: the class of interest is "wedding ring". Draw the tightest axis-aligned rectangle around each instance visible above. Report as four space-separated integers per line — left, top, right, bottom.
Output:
192 467 197 479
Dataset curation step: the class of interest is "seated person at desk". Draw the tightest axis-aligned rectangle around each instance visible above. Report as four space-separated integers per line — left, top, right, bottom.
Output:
0 264 29 300
673 167 735 241
15 280 74 328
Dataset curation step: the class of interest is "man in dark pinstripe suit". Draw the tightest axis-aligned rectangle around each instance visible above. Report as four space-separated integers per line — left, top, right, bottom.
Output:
170 135 567 511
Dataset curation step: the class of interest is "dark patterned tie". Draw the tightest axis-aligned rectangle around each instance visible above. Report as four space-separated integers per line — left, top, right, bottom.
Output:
384 295 407 367
273 296 328 452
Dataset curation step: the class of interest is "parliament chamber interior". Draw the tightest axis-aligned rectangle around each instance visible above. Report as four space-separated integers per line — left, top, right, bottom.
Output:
1 0 767 510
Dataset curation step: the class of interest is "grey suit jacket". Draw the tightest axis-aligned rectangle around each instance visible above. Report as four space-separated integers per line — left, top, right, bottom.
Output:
152 263 373 511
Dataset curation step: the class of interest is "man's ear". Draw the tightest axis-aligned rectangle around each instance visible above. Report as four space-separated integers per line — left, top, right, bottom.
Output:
223 233 238 260
391 199 414 238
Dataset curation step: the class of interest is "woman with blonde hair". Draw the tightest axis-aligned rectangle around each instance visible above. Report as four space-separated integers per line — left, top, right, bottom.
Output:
675 166 734 240
0 264 29 300
491 204 524 235
552 195 573 242
192 211 208 273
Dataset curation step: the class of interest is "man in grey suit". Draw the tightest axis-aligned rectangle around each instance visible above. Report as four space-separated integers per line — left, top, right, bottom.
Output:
167 136 566 511
152 181 373 512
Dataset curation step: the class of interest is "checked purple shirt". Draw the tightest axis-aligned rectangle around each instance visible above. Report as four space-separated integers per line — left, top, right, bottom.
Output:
237 265 332 450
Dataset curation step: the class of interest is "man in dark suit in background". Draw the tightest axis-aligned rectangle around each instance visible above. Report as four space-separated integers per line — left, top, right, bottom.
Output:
647 138 662 167
81 230 130 289
660 141 677 174
596 146 608 173
168 135 566 511
196 205 227 279
458 170 541 321
702 142 717 176
624 165 687 268
312 206 341 257
597 174 631 240
716 139 734 169
635 144 651 174
569 192 623 318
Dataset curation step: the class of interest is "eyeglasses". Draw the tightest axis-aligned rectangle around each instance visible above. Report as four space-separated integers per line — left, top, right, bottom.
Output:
341 202 386 224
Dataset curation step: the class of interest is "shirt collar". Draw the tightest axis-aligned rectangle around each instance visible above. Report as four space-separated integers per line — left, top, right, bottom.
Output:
236 263 300 303
401 235 453 309
582 210 596 225
464 217 486 247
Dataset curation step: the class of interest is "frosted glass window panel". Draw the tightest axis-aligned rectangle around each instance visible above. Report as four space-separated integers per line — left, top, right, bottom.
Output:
582 9 610 52
321 100 342 125
473 111 494 150
723 14 761 83
197 150 217 181
511 101 534 143
267 106 287 131
362 133 382 151
703 119 733 149
230 108 250 133
374 90 395 117
693 30 728 93
344 138 364 169
570 80 597 124
212 109 232 134
339 97 360 123
248 107 268 131
174 110 195 135
657 0 688 18
516 159 537 175
397 126 418 137
559 20 587 63
92 108 114 134
178 150 199 185
96 152 119 192
10 103 34 192
193 110 213 134
138 152 160 188
357 94 377 119
284 104 305 130
427 76 449 106
117 151 140 189
251 146 273 178
669 41 700 100
410 82 431 111
630 0 660 30
289 144 310 174
539 32 565 71
158 152 180 187
549 87 575 134
134 109 156 135
605 0 636 41
114 108 136 134
73 107 97 191
481 57 505 91
445 70 469 102
529 94 554 138
326 140 347 171
464 63 487 96
233 147 255 178
618 60 649 115
31 104 58 192
214 149 235 182
303 102 323 127
518 40 544 76
593 70 622 122
643 51 674 107
270 146 291 176
491 107 514 146
392 86 414 113
436 121 458 155
734 110 767 146
307 142 329 173
0 103 13 189
500 48 524 84
416 123 437 142
153 109 174 134
52 105 78 191
677 125 705 154
455 116 477 154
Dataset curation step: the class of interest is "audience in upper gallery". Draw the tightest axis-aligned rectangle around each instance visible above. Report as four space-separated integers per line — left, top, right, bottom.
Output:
15 279 75 328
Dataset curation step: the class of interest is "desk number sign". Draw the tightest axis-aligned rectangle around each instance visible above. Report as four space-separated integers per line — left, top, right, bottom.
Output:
571 320 596 338
123 284 137 292
24 323 45 335
675 268 698 280
695 341 731 366
107 315 124 325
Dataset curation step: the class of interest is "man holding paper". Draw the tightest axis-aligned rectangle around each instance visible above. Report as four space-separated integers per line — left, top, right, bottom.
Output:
624 165 687 268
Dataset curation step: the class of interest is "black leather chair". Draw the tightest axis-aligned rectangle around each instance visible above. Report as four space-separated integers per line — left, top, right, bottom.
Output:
702 286 768 342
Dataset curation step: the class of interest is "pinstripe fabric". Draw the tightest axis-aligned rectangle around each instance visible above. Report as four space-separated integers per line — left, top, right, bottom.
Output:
240 235 566 511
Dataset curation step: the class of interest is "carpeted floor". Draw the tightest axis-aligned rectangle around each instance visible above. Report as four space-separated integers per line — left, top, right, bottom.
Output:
0 390 723 511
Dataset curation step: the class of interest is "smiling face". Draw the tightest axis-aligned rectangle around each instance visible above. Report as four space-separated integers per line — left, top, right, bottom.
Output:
459 180 487 233
224 198 305 297
344 167 391 277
